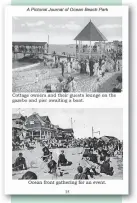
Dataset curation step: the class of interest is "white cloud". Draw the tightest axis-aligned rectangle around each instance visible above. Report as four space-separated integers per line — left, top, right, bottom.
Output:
48 21 81 31
65 21 81 31
99 24 122 29
49 24 62 29
25 21 45 27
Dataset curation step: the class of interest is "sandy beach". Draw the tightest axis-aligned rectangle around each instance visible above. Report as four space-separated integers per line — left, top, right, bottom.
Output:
12 61 122 93
12 146 123 180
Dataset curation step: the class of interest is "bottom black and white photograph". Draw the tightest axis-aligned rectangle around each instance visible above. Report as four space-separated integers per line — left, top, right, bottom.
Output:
12 108 123 181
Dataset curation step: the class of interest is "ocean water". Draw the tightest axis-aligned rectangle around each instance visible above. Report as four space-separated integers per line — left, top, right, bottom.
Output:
12 44 76 69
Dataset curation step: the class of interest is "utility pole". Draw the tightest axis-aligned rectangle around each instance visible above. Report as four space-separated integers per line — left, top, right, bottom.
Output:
92 126 100 138
71 118 73 129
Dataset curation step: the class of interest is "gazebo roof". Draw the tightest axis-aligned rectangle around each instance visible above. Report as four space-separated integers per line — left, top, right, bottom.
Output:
74 20 107 42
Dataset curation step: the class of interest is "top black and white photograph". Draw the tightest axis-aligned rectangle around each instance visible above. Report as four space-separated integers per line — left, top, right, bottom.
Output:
12 17 122 93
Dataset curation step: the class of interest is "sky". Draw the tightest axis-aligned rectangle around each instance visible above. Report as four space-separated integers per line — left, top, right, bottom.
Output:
12 17 122 44
12 108 123 140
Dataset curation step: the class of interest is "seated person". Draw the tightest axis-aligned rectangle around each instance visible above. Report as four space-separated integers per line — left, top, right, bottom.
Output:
88 149 98 164
13 153 27 171
56 77 64 92
83 167 94 179
48 156 57 174
44 84 52 92
112 75 122 92
100 156 114 176
100 151 107 162
74 166 86 180
58 150 72 167
42 145 51 161
21 171 37 179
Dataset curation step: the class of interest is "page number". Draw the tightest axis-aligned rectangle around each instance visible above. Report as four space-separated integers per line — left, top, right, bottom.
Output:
65 190 70 194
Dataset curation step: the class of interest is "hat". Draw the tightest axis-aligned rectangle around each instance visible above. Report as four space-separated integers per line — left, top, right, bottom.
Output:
77 166 83 173
21 171 37 180
58 76 63 82
19 153 23 156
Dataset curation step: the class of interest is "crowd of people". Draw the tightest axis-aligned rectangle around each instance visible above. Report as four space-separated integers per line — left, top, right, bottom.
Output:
12 135 123 180
42 52 122 93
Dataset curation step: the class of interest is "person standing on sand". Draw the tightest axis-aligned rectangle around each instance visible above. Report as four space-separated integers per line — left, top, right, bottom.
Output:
67 61 71 74
43 58 46 67
60 61 65 77
94 59 99 76
89 57 95 77
113 59 117 72
86 59 90 74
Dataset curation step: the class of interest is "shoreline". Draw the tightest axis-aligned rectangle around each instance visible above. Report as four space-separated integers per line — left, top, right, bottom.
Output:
12 62 40 72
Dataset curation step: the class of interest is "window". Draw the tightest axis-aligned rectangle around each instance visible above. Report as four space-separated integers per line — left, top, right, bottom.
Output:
16 121 23 125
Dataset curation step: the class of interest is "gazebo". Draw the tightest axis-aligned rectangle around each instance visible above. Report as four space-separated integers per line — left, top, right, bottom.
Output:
74 20 107 58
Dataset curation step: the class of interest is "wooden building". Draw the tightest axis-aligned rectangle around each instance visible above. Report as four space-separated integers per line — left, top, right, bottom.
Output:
12 113 26 141
24 112 56 140
56 127 74 141
12 41 48 57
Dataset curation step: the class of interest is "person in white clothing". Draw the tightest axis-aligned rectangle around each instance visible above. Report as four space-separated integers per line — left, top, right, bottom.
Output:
94 60 99 76
69 76 77 92
86 59 90 74
67 61 71 73
72 59 76 71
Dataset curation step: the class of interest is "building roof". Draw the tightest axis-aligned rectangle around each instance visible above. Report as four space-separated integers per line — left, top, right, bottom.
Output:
58 128 74 133
12 113 25 121
41 116 51 123
74 20 107 42
12 42 47 46
24 113 55 131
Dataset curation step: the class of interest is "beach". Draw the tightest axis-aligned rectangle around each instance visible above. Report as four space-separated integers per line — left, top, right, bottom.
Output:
12 146 123 180
12 61 122 93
